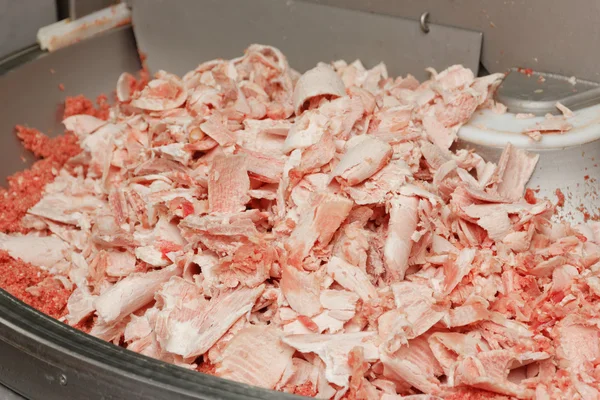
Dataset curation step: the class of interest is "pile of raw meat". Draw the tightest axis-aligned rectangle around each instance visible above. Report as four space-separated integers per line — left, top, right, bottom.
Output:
3 45 600 399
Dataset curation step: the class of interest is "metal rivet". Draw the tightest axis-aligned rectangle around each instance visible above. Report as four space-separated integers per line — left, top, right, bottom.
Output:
59 374 67 386
420 12 430 33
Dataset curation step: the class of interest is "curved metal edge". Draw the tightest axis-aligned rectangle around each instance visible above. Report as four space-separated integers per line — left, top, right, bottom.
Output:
0 290 302 400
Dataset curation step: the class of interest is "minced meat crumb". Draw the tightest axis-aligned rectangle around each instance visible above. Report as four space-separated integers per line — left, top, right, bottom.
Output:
555 188 565 207
0 250 71 319
524 188 537 204
196 360 217 375
63 94 111 120
0 127 82 233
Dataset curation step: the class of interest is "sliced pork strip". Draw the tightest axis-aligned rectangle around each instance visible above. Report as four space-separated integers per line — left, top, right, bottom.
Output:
326 256 377 301
207 154 250 213
555 318 600 370
292 64 346 115
200 113 236 146
444 298 490 327
62 114 107 138
94 264 182 324
443 248 476 295
116 72 136 102
392 282 445 338
131 71 187 111
493 143 539 201
330 136 393 186
0 234 68 268
28 193 105 226
216 325 294 389
282 332 379 387
345 159 412 205
524 115 572 133
160 285 264 358
286 192 353 266
423 112 457 150
283 111 328 153
291 131 336 179
453 350 549 399
237 148 284 183
384 195 419 281
281 263 322 317
428 332 485 377
381 349 442 395
66 286 96 325
320 289 359 311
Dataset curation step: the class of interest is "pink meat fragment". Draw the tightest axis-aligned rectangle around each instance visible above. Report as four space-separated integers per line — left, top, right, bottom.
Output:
330 137 393 186
493 143 539 201
555 318 600 369
208 154 250 213
286 192 353 266
524 114 572 133
443 248 476 295
94 264 181 324
292 64 346 115
423 113 456 150
345 159 412 205
157 284 264 358
216 325 294 389
281 263 322 317
62 114 107 138
200 113 236 146
392 282 445 338
381 338 443 395
237 148 284 183
326 256 378 301
282 332 379 387
384 195 419 281
453 350 549 398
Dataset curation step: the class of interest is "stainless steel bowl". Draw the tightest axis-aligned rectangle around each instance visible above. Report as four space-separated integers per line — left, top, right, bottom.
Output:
0 22 598 400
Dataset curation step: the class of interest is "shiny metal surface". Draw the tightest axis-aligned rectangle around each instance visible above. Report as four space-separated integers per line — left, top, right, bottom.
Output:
0 384 24 400
131 0 482 80
68 0 118 18
305 0 600 82
419 12 430 34
0 0 56 59
496 69 600 115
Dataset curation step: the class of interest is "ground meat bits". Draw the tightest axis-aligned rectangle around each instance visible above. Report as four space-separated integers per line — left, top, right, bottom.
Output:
0 127 81 233
0 250 70 319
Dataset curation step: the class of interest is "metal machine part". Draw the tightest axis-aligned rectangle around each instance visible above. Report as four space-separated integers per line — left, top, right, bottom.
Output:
0 0 56 60
66 0 118 18
130 0 483 81
496 69 600 115
305 0 600 83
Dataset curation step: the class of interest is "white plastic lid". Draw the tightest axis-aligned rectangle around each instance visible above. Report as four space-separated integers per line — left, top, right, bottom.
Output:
458 104 600 149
